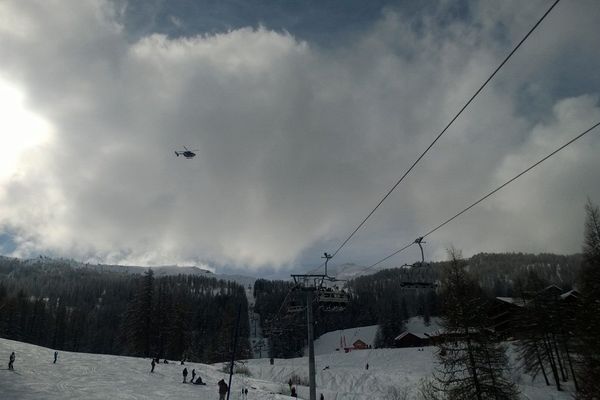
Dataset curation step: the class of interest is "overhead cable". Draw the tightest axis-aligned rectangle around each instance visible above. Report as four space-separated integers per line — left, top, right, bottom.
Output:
359 120 600 274
324 0 562 264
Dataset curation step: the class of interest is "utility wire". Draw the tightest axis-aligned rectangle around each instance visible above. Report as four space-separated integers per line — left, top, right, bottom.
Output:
324 0 562 265
357 120 600 275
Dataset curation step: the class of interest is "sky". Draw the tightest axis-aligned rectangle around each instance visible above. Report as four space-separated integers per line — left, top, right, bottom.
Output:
0 0 599 277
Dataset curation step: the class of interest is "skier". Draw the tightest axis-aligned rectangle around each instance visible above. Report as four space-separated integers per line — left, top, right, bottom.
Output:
8 352 15 370
291 386 297 398
151 359 156 373
365 363 369 370
182 367 188 383
191 368 196 382
53 351 58 364
218 378 229 400
320 394 325 400
288 378 293 391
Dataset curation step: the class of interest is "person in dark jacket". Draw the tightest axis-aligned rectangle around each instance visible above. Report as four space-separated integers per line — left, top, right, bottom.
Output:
53 351 58 364
291 386 297 398
8 352 15 370
151 359 156 373
191 368 196 382
320 393 324 400
193 375 206 385
182 367 188 383
218 379 228 400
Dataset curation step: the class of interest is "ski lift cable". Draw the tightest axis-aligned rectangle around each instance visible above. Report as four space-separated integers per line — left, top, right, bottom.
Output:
419 124 600 239
316 0 563 268
355 120 600 276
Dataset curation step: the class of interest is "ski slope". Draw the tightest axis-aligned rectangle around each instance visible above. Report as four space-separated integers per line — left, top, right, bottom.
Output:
0 338 290 400
311 325 378 356
1 337 573 399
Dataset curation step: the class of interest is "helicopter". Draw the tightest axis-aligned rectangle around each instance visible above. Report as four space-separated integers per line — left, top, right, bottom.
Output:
174 146 198 159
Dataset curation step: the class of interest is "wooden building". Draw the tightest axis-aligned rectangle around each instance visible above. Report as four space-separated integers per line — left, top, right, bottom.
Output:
352 339 369 350
394 331 429 348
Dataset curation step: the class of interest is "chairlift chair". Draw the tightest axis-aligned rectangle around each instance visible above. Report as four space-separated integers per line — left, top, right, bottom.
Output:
398 237 437 289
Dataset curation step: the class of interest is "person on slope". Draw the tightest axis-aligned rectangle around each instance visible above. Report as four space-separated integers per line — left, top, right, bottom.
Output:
53 351 58 364
218 379 229 400
320 394 325 400
151 359 156 373
291 386 297 398
8 352 15 370
191 368 196 382
182 367 188 383
193 375 206 385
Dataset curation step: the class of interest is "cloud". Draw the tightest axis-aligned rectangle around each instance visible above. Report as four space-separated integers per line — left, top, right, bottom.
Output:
0 0 599 272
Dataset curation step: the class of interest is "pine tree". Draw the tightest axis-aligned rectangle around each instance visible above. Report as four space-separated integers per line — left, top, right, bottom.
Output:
575 199 600 399
431 249 519 400
515 272 565 391
52 300 67 350
374 288 406 348
125 269 155 356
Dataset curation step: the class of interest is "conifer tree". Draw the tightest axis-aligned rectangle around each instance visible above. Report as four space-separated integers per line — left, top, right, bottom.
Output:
374 288 406 348
125 269 155 356
515 272 565 391
575 199 600 399
431 249 519 400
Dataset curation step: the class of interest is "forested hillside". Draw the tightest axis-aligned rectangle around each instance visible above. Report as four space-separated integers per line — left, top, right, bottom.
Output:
0 252 582 362
0 257 250 363
255 252 581 357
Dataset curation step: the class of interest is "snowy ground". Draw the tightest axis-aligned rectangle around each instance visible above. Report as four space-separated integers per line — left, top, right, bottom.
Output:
311 325 378 356
311 318 442 356
0 338 291 400
1 337 574 399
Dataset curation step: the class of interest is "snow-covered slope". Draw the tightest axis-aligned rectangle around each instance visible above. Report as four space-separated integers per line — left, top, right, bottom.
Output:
311 317 441 356
0 338 290 400
312 325 378 356
1 338 573 400
246 346 573 400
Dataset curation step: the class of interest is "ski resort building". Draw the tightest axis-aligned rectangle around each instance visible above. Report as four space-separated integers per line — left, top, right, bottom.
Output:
488 297 527 337
488 286 582 338
352 339 370 350
394 331 429 348
393 317 442 348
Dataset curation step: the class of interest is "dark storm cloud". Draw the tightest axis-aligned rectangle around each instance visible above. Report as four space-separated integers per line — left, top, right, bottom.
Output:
0 0 599 272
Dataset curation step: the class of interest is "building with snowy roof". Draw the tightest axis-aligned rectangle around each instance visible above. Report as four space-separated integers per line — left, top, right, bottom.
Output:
393 317 442 348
